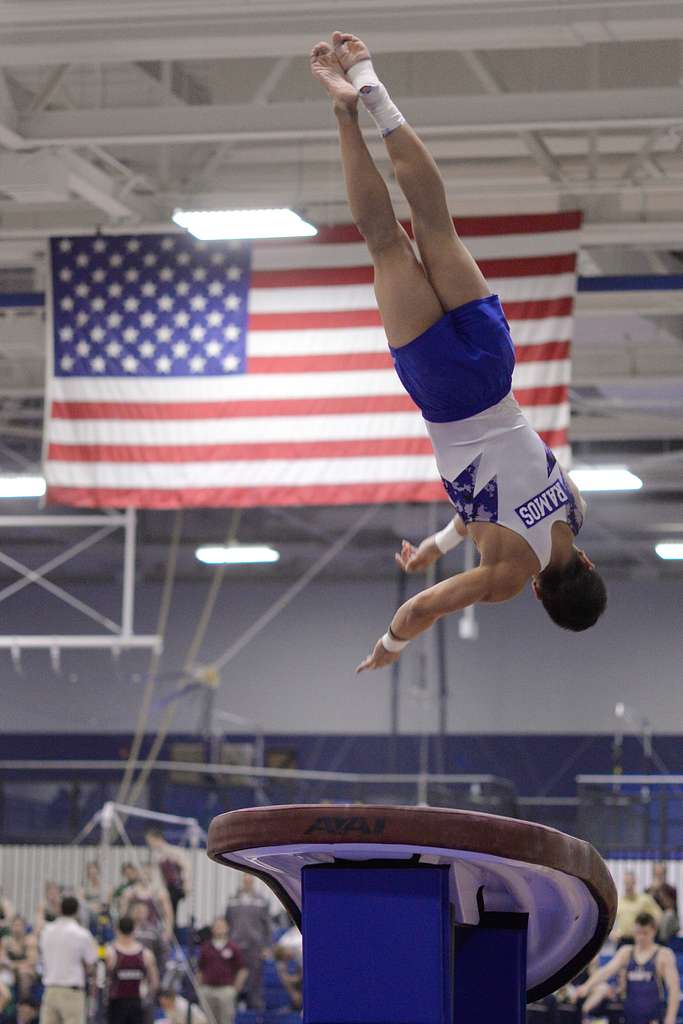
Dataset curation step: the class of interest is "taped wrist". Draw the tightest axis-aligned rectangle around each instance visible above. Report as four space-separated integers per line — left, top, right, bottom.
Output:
381 628 410 653
345 59 405 137
434 521 465 554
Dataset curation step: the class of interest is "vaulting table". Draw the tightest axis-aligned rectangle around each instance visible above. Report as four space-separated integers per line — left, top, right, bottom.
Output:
208 804 616 1024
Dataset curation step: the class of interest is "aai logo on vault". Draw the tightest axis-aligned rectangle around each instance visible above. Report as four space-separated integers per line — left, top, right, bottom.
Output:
515 480 569 529
304 816 386 836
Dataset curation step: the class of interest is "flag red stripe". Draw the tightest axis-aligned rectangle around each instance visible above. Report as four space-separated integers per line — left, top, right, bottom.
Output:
514 340 570 363
274 212 581 246
46 481 447 509
48 430 570 464
479 253 576 278
248 342 570 373
47 437 436 463
51 385 565 422
538 428 569 449
514 385 568 406
247 296 573 331
249 253 577 289
50 394 419 420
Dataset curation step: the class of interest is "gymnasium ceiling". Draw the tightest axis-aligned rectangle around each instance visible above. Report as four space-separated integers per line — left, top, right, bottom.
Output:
0 0 682 588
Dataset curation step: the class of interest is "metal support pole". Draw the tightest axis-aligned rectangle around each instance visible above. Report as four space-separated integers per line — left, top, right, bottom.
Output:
390 567 406 744
459 541 479 640
98 802 115 903
122 508 137 638
435 559 448 772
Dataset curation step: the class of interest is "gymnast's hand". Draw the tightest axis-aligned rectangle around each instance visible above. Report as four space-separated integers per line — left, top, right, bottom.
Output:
395 537 441 573
355 637 401 673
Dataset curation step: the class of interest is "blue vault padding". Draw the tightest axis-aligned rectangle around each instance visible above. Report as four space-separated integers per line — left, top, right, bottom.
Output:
302 862 452 1024
453 910 528 1024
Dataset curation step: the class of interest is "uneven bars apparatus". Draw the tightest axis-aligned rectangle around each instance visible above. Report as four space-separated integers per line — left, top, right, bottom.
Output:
76 802 213 1024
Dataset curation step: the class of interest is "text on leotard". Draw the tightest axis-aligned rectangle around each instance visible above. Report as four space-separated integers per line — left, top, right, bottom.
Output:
515 480 569 529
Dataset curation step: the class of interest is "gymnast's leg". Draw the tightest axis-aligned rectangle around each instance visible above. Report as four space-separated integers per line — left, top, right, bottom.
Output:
309 41 444 348
332 31 491 313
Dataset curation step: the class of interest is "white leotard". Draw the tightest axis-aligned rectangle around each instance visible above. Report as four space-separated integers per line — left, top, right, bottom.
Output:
426 391 584 571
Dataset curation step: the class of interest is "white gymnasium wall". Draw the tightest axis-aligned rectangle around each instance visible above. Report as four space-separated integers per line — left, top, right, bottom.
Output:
0 845 680 936
0 844 269 928
0 575 680 734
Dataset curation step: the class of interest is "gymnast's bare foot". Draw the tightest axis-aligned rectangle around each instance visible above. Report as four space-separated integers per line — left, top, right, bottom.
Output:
310 42 358 117
331 31 372 73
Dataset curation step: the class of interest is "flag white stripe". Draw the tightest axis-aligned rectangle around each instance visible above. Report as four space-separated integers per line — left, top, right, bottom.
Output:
47 402 568 448
248 326 388 356
246 319 573 357
48 412 429 446
46 455 441 489
253 233 580 271
51 359 568 404
247 274 576 313
512 361 570 389
508 317 573 346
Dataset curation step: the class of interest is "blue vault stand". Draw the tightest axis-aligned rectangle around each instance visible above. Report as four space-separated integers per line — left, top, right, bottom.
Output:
302 862 528 1024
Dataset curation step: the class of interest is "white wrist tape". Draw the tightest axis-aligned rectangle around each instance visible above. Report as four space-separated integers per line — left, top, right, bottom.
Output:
345 59 405 137
381 630 409 653
433 521 465 554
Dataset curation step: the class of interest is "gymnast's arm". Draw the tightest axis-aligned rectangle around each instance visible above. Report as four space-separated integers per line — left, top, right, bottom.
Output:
574 946 630 997
356 561 527 673
395 515 467 573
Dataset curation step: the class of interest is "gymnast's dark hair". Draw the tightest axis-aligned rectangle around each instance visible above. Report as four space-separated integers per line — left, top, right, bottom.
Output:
635 912 657 929
537 553 607 632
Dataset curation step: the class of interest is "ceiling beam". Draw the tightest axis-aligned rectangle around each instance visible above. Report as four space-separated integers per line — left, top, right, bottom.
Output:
211 134 681 167
197 58 293 187
252 57 292 105
0 4 682 66
460 50 566 184
620 127 670 182
575 289 683 316
15 87 683 148
0 68 15 113
56 148 150 220
571 414 683 443
0 72 157 223
581 221 683 248
27 64 69 114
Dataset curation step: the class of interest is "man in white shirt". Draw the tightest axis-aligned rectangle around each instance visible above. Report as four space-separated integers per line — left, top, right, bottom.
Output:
39 896 98 1024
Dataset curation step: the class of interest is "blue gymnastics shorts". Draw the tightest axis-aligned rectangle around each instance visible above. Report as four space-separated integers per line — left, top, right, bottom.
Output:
389 293 516 422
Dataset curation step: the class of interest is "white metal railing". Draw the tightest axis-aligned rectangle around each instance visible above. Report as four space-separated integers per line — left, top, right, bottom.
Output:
0 842 252 928
578 775 683 786
1 842 681 935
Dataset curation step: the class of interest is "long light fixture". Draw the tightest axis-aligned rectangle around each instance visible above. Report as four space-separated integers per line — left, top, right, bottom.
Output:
195 544 280 565
568 467 642 492
655 542 683 560
0 475 46 498
172 208 317 241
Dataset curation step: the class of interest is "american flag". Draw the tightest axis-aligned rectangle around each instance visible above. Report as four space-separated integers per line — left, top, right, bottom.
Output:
44 212 580 508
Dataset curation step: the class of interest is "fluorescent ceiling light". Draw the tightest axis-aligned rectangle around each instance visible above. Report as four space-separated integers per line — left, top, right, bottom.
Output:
172 208 317 240
655 542 683 560
195 544 280 565
0 475 46 498
569 467 642 492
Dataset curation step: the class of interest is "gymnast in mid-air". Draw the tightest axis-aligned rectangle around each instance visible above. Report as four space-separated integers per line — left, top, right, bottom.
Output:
309 32 607 673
